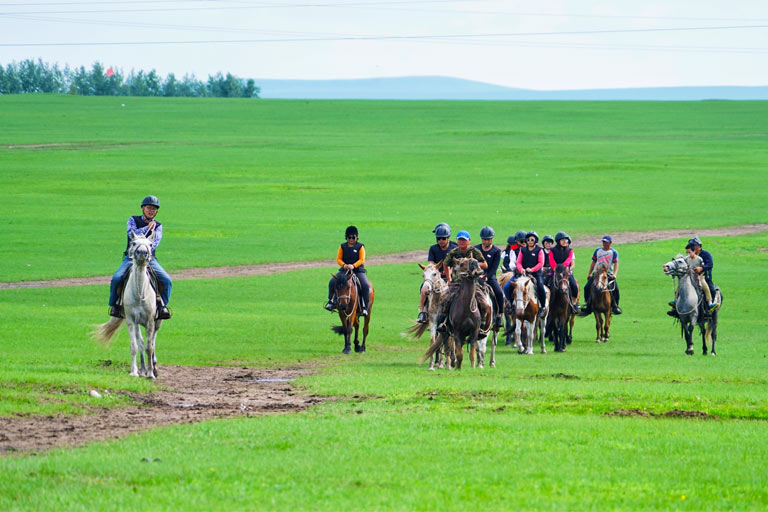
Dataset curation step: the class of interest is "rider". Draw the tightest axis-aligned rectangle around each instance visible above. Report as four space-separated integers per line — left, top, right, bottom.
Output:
667 237 717 314
501 230 527 274
515 231 549 318
108 195 172 319
547 231 580 313
541 234 555 274
475 226 504 328
436 230 487 332
417 222 457 324
326 225 370 316
579 235 622 316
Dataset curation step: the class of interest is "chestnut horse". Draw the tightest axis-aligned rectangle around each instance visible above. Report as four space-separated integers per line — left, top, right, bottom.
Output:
331 270 375 354
589 263 612 343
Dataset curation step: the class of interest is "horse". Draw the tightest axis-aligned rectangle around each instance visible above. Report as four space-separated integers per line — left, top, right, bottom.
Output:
474 278 498 369
331 270 374 354
499 271 516 347
406 262 449 370
511 275 546 354
663 254 719 356
548 264 571 352
421 257 482 369
92 232 161 379
589 263 612 343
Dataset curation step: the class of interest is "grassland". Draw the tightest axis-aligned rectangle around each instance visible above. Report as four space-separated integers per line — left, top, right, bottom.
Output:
1 96 767 510
1 96 767 281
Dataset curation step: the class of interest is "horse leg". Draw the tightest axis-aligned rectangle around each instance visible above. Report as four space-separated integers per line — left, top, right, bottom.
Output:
595 313 602 343
341 318 352 354
145 321 157 380
567 312 574 345
455 338 464 370
515 318 523 353
710 312 718 356
490 330 497 368
361 311 370 354
127 322 140 377
603 311 611 343
476 334 486 369
504 311 513 346
684 322 694 355
540 317 547 354
353 318 361 353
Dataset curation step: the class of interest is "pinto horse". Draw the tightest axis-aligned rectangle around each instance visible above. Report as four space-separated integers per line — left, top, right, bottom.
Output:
407 262 449 370
331 270 374 354
511 275 546 354
421 257 482 369
548 264 571 352
589 263 612 343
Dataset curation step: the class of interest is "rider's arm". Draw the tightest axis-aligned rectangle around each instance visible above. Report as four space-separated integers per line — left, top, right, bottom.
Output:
612 260 619 279
587 260 596 280
353 246 366 268
150 223 162 252
569 251 575 272
127 216 137 234
475 249 488 270
336 247 345 267
515 250 524 274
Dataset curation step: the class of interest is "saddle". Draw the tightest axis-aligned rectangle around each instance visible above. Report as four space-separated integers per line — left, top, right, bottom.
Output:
116 264 164 307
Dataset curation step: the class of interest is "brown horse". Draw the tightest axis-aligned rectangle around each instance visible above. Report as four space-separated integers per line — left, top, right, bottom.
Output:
421 257 482 369
331 270 375 354
590 263 612 343
548 264 571 352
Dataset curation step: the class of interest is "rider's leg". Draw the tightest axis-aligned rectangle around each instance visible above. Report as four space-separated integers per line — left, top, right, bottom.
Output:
418 282 428 323
356 271 371 315
149 259 172 319
578 276 594 315
488 276 504 327
534 272 548 317
611 279 622 314
698 275 716 310
326 274 339 310
568 274 581 312
108 256 132 317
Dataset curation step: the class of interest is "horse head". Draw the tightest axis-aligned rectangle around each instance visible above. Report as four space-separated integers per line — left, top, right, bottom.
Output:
593 263 610 291
663 254 689 278
553 264 570 293
127 231 153 266
513 276 533 316
333 270 355 310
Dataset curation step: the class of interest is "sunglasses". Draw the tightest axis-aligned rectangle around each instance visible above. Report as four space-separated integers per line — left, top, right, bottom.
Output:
346 235 357 239
437 237 448 241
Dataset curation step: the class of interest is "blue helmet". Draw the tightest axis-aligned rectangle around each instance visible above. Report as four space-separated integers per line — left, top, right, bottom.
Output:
688 236 702 247
542 234 555 244
507 235 516 245
141 195 160 208
525 231 539 243
514 230 527 243
479 226 495 239
555 231 571 244
456 230 470 240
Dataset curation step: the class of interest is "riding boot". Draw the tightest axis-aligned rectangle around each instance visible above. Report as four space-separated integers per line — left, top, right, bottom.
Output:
417 311 428 324
157 305 172 320
578 298 592 316
611 291 622 314
324 298 337 312
494 315 503 328
109 305 123 318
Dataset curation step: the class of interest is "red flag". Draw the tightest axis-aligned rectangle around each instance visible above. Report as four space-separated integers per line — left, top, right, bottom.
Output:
106 66 114 77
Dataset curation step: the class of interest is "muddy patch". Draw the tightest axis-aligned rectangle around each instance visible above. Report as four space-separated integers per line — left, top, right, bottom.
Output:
0 365 323 455
606 408 715 419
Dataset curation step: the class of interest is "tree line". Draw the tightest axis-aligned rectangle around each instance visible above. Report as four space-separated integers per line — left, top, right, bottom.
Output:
0 60 259 98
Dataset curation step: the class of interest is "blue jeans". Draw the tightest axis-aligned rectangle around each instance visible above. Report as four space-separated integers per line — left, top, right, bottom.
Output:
109 256 172 306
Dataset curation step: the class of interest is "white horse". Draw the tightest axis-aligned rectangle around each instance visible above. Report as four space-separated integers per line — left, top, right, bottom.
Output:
93 232 162 378
663 254 719 356
407 263 449 370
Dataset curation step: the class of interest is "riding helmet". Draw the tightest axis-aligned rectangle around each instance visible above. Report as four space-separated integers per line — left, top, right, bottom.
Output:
433 223 451 238
542 234 555 244
479 226 495 239
514 230 527 243
688 236 702 247
555 231 571 244
507 235 516 246
525 231 539 243
141 195 160 208
345 225 358 238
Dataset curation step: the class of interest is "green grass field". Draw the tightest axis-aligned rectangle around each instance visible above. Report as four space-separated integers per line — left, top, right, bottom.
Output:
1 97 767 510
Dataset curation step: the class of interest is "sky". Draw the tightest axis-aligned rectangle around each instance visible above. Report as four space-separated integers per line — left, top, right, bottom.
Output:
1 0 767 90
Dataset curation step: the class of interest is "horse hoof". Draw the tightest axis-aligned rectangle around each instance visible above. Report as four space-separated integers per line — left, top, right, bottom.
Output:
490 362 496 368
685 349 694 355
711 352 717 357
354 345 361 353
342 347 351 354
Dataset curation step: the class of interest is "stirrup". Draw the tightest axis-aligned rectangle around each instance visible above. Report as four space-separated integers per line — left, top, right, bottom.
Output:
707 302 718 312
667 300 676 307
324 300 336 311
109 306 123 318
417 312 428 324
157 306 172 320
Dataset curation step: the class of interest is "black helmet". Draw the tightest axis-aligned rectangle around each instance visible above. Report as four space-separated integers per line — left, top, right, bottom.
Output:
507 235 516 246
688 236 702 247
433 222 451 238
141 195 160 208
479 226 495 239
555 231 571 244
345 225 358 238
525 230 539 243
514 230 527 243
542 234 555 244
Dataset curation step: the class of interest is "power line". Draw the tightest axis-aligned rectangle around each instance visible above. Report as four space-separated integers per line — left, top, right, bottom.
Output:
2 23 767 47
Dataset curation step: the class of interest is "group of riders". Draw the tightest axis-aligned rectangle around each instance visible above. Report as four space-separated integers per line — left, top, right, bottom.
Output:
104 197 716 329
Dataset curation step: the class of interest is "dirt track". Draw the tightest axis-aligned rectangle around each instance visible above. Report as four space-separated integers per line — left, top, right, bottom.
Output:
2 224 766 290
1 223 766 454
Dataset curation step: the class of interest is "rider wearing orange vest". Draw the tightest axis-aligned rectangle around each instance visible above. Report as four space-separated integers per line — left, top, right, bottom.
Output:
325 225 370 316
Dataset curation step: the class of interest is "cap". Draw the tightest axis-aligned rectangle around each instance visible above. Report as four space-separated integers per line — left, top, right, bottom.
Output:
456 230 470 240
602 235 612 243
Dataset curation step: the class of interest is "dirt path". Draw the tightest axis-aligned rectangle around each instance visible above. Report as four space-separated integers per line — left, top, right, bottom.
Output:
0 366 324 455
2 224 766 290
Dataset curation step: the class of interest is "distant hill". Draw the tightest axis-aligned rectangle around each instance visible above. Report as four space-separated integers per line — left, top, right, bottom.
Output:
254 76 768 101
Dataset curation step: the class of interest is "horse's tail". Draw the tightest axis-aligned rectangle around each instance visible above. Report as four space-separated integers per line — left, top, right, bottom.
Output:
91 317 124 345
420 333 445 364
405 322 428 340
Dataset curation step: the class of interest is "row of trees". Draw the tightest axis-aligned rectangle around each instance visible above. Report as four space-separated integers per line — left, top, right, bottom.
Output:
0 60 259 98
